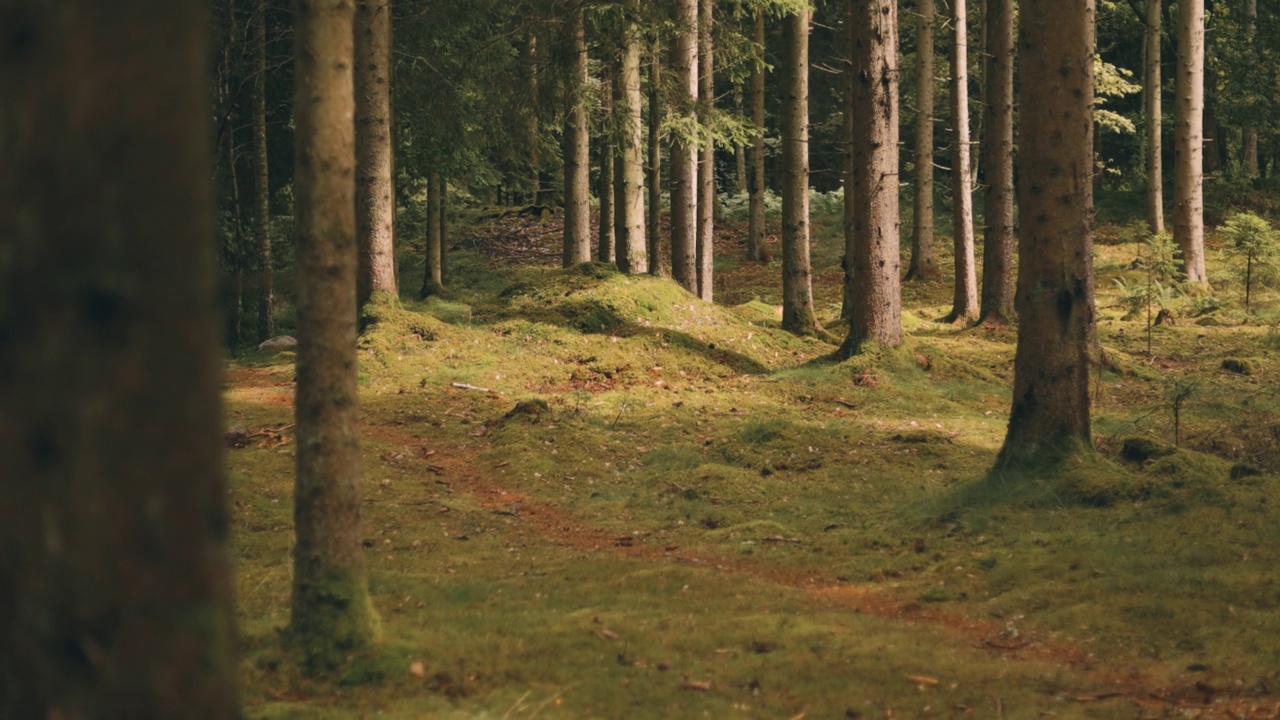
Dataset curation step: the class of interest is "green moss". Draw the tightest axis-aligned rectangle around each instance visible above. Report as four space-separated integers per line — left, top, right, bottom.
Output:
1221 357 1256 375
229 208 1280 717
286 568 381 675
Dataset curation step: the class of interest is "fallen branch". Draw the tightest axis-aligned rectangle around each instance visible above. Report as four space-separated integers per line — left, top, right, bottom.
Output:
452 382 494 393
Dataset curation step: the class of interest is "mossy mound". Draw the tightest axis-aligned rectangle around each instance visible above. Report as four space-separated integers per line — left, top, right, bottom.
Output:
493 265 828 373
358 295 449 363
1221 358 1256 375
1120 436 1177 463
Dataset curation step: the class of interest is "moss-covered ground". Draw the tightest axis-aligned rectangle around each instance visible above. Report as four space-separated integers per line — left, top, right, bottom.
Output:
227 202 1280 718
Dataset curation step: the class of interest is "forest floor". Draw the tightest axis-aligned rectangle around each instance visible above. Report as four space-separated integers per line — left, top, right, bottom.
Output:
227 198 1280 719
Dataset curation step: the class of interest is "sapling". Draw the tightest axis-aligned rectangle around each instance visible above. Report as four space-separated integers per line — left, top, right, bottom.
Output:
1113 231 1183 354
1220 212 1278 313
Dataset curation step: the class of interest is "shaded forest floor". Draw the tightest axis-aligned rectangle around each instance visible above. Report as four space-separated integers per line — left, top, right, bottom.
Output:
227 201 1280 718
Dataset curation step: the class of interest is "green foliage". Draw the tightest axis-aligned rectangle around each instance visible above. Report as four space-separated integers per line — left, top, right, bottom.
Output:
1220 212 1280 311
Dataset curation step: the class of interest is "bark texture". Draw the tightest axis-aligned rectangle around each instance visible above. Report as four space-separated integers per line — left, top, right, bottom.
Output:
906 0 938 281
947 0 978 322
647 51 667 275
747 11 768 262
254 0 275 340
1145 0 1165 234
670 0 700 292
597 121 616 263
841 0 856 321
842 0 904 352
525 34 541 200
781 10 819 335
997 0 1096 469
421 171 444 296
355 0 397 307
290 0 377 671
696 0 716 301
1241 0 1258 178
563 2 593 266
979 0 1015 325
1173 0 1207 283
0 1 237 715
614 0 648 274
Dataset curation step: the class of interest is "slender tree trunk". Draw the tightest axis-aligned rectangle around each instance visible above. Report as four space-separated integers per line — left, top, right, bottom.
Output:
841 0 857 321
439 179 448 282
0 2 237 715
355 0 397 308
1174 0 1207 284
1145 0 1165 234
906 0 938 281
597 82 616 264
421 171 444 296
227 127 247 348
747 11 768 262
842 0 904 352
735 83 748 193
781 10 819 335
614 0 649 274
670 0 700 292
947 0 978 322
290 0 376 672
564 2 592 266
996 0 1096 470
648 51 667 275
1242 0 1258 178
222 0 246 348
254 0 274 340
1203 92 1224 177
526 34 541 201
978 0 1015 325
697 0 716 301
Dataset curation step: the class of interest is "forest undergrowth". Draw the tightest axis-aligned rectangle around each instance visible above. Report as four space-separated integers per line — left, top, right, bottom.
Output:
226 200 1280 719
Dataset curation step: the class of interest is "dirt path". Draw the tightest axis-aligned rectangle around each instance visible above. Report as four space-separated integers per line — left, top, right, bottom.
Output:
228 364 1280 719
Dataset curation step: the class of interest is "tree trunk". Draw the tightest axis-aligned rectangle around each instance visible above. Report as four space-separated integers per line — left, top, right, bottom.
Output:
613 0 648 274
841 0 856 321
697 0 716 301
906 0 937 281
747 11 768 262
1241 0 1258 178
290 0 377 673
563 2 593 266
0 2 238 715
221 0 246 348
1144 0 1165 234
842 0 904 352
526 34 541 201
226 124 247 348
439 179 448 281
421 171 444 296
1173 0 1207 284
996 0 1096 470
670 0 700 292
978 0 1015 325
947 0 978 322
254 0 274 340
355 0 397 308
781 10 819 335
648 51 667 275
597 90 616 264
734 82 748 194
